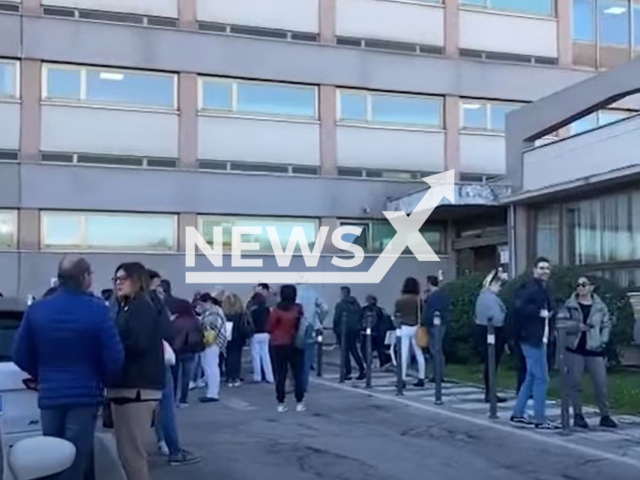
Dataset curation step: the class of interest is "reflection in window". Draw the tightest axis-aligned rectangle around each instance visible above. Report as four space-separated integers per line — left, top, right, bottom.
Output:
573 0 595 41
43 65 176 109
599 0 629 45
340 220 445 253
200 78 317 118
338 90 442 128
41 212 176 251
534 206 560 265
569 110 631 134
198 216 318 253
339 222 370 250
461 101 519 132
461 0 555 16
0 211 17 249
0 62 17 98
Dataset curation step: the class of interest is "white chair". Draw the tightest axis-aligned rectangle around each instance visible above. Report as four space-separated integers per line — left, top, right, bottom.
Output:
8 437 75 480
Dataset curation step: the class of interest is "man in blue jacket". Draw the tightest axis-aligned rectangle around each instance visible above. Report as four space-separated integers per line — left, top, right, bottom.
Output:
13 256 124 480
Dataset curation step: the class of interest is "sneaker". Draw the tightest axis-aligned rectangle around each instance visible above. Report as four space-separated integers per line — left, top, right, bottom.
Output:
177 403 189 409
233 380 243 387
600 416 618 429
296 402 307 412
356 372 367 381
413 379 425 388
199 396 220 403
168 449 202 467
195 379 206 388
535 421 561 431
157 441 169 457
227 382 235 388
344 375 353 381
188 381 197 391
574 414 589 429
277 404 288 413
510 415 534 426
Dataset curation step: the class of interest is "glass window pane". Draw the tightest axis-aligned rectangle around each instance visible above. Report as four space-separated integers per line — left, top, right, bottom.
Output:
491 0 554 16
371 95 441 127
569 113 598 134
490 104 518 132
0 63 16 98
460 0 486 6
0 212 16 249
599 0 630 46
46 68 81 101
236 83 316 117
202 81 232 110
634 3 640 49
86 70 175 108
340 223 369 250
371 221 444 253
85 215 175 250
461 103 488 129
340 92 367 121
599 110 629 125
573 0 595 41
43 214 83 248
535 207 560 265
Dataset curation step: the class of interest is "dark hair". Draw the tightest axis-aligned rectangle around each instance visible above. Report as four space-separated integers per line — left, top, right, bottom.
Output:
198 292 222 307
402 277 420 295
426 275 439 288
114 262 149 296
159 279 172 295
57 256 92 291
278 285 297 310
170 298 194 316
534 257 551 268
147 269 161 281
257 283 270 292
100 289 114 302
340 286 351 296
365 294 377 304
251 293 267 308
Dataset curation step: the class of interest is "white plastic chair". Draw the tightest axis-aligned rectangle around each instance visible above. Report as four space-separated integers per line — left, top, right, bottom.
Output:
8 437 75 480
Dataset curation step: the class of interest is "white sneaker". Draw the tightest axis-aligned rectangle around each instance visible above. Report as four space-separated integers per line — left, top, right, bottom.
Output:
157 441 169 456
277 404 288 413
296 403 306 412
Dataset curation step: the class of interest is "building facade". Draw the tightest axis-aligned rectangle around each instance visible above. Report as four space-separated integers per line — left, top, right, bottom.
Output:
0 0 635 308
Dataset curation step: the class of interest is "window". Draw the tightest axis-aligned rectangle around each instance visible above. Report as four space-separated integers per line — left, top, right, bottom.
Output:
0 61 17 99
43 65 176 109
41 212 177 251
569 109 632 134
599 0 629 46
574 0 596 41
200 78 317 119
338 90 443 128
460 101 520 132
198 216 319 253
461 0 555 16
339 222 371 250
0 211 17 249
339 220 445 253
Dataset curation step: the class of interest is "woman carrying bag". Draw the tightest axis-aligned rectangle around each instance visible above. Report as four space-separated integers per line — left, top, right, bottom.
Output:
394 277 427 388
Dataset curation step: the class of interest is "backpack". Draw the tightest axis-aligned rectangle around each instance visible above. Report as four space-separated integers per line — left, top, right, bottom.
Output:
294 305 314 350
185 324 206 354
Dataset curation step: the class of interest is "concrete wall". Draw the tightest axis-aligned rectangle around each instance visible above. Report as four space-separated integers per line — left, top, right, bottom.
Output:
41 0 179 17
198 117 321 165
523 115 640 192
337 126 445 171
41 106 179 158
459 134 505 174
0 103 20 150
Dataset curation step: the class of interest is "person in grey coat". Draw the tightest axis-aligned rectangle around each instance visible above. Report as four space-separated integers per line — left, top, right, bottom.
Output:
564 276 617 429
474 269 508 403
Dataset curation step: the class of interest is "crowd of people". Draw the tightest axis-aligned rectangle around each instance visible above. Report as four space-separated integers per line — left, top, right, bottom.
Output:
7 254 621 480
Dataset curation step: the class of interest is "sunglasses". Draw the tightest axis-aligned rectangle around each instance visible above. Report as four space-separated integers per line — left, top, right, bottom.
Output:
576 282 591 288
112 274 129 284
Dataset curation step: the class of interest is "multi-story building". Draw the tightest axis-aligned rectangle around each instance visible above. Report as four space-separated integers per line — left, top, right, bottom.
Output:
1 0 637 307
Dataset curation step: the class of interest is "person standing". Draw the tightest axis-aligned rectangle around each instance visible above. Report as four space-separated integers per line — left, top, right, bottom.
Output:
361 295 390 369
223 293 253 387
564 277 617 429
510 257 560 431
249 293 275 383
297 284 329 391
108 262 167 480
474 270 508 403
394 277 426 387
268 285 306 413
195 293 228 402
423 275 450 382
333 287 366 381
12 256 124 480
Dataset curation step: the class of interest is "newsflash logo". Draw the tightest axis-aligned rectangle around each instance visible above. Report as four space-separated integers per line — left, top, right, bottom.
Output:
186 170 455 284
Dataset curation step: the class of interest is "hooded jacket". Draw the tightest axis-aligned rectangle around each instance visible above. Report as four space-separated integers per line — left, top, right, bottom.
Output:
564 293 611 353
333 296 362 334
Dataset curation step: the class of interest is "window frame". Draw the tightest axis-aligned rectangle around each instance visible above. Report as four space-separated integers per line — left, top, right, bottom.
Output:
337 88 444 130
40 211 178 252
41 64 178 111
0 210 18 250
198 77 319 121
197 215 321 254
460 0 556 17
0 59 20 100
338 220 372 251
459 100 523 133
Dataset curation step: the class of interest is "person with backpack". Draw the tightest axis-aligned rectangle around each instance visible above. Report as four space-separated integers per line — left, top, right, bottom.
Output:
223 293 254 387
333 286 366 381
248 293 275 384
195 293 228 402
169 299 206 407
361 295 390 369
268 285 306 413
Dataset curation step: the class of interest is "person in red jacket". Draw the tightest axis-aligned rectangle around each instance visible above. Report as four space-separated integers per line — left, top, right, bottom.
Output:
268 285 305 413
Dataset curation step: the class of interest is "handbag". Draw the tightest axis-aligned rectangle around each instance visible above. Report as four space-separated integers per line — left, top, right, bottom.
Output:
415 297 430 349
102 400 114 429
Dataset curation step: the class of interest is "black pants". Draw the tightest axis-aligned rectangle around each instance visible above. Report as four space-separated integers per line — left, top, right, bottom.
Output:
226 340 244 382
171 353 195 404
474 325 506 396
360 334 390 368
340 331 365 376
272 345 305 404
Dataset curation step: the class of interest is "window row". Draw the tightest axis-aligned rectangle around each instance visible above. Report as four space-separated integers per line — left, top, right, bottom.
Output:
461 0 555 16
460 100 520 132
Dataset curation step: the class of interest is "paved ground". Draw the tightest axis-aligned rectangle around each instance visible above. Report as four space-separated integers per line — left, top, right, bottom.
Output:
150 361 640 480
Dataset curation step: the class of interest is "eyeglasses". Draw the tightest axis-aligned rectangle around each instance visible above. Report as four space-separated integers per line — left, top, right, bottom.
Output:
112 274 129 284
576 282 590 288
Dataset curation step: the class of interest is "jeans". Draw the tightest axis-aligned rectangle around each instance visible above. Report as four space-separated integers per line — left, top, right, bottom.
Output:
512 343 548 424
515 341 527 394
155 368 181 455
339 331 365 377
400 325 425 380
202 345 221 399
302 342 314 392
226 340 244 382
272 345 305 404
41 406 98 480
172 354 195 404
251 333 274 383
567 351 610 416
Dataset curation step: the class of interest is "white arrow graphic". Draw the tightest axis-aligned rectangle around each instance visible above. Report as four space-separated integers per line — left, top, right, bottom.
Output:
186 170 455 284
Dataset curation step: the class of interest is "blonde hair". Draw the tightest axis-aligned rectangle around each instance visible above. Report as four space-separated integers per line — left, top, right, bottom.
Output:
211 287 226 303
222 293 245 316
482 269 503 290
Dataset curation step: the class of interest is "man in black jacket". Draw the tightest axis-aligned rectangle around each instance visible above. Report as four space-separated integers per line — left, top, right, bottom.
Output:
510 257 560 430
333 287 365 380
